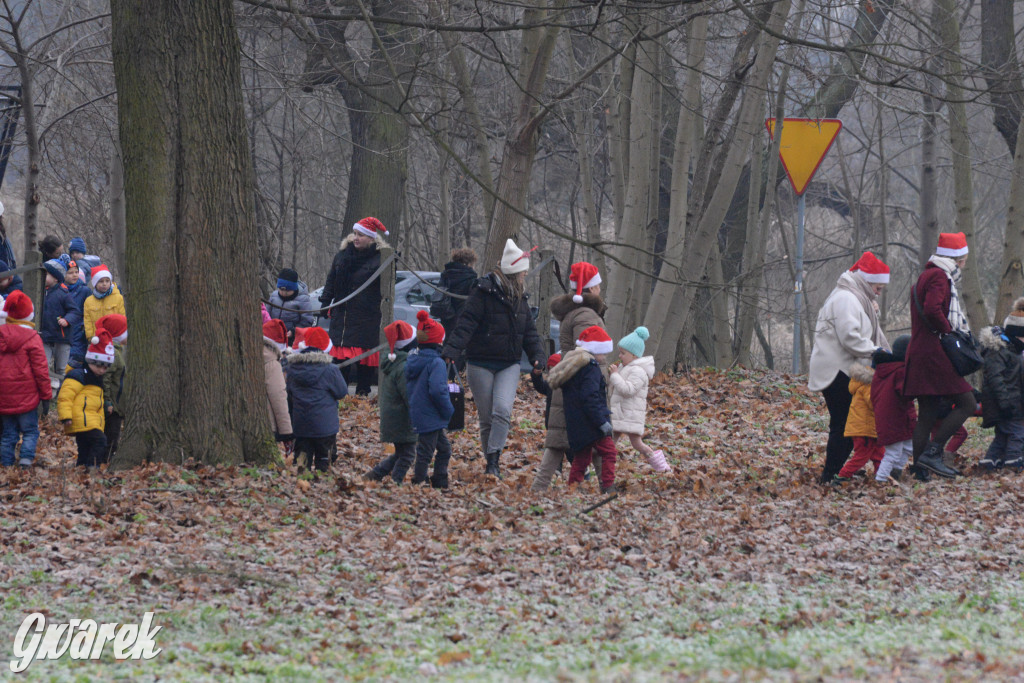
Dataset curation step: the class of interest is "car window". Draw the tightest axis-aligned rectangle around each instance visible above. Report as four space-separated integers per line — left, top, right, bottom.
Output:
406 283 432 306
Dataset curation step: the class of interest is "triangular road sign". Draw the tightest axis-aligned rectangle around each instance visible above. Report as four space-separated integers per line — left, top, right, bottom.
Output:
765 118 842 196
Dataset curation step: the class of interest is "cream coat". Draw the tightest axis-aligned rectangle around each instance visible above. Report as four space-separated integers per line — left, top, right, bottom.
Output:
807 272 879 391
609 356 655 435
263 340 292 436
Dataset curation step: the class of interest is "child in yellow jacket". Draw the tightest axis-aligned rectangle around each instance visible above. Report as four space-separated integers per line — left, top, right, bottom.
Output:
58 333 113 467
82 265 126 339
835 362 883 482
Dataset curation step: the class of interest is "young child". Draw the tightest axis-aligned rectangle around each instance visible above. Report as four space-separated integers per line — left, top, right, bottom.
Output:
266 267 314 338
67 237 100 285
263 319 293 447
978 301 1024 471
95 314 128 462
365 320 419 483
39 259 79 389
834 362 883 482
871 335 916 482
609 326 671 473
549 326 619 494
532 353 574 493
58 332 113 467
0 292 51 467
285 326 347 472
64 260 90 368
407 311 454 488
83 265 126 340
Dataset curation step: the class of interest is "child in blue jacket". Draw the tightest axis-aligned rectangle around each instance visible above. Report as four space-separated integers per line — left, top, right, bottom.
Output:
407 311 454 488
64 260 90 368
40 259 80 389
285 326 348 472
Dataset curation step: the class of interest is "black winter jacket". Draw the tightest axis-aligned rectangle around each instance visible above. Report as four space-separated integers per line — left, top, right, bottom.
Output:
430 261 478 333
979 326 1024 428
441 273 544 368
285 349 349 438
549 348 610 453
320 237 382 349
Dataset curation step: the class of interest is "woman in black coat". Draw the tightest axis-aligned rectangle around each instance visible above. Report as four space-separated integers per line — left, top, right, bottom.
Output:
319 217 389 395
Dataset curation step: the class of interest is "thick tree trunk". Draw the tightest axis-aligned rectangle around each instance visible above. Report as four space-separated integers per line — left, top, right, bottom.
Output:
980 0 1023 154
110 140 127 286
111 0 275 468
919 91 939 270
996 116 1024 322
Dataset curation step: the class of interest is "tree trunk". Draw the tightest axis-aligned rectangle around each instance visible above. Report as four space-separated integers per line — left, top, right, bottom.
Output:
110 140 127 286
919 92 939 270
996 112 1024 322
980 0 1023 153
111 0 275 468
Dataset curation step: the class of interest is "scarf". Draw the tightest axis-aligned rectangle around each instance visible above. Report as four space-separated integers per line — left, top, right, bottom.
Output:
93 284 115 300
836 271 889 351
927 255 970 334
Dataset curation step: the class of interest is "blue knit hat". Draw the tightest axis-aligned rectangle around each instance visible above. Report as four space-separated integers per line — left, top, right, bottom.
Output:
43 259 66 282
618 326 649 358
69 237 87 254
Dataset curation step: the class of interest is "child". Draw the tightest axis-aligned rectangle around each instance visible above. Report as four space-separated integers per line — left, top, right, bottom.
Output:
834 362 883 482
0 292 51 467
609 326 671 473
67 237 100 285
266 268 314 338
263 319 293 446
871 335 917 482
95 314 128 462
365 320 419 483
39 259 79 389
407 311 454 488
83 265 126 340
58 332 113 467
64 260 90 368
285 326 347 472
549 326 619 494
978 301 1024 471
532 353 577 493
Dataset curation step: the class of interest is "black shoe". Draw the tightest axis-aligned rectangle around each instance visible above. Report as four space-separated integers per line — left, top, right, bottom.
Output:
484 452 501 478
363 469 384 482
891 468 903 481
916 444 958 479
830 475 852 486
978 456 999 471
430 474 449 489
909 464 932 482
600 483 618 494
1003 456 1023 472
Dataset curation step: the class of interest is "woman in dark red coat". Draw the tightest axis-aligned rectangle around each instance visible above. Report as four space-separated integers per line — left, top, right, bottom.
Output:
904 232 976 478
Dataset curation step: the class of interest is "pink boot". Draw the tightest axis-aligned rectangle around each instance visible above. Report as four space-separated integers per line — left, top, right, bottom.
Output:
647 449 671 473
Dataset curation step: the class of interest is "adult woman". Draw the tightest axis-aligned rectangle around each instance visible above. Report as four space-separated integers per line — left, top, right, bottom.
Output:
442 239 545 477
904 232 975 479
808 251 890 483
320 217 389 396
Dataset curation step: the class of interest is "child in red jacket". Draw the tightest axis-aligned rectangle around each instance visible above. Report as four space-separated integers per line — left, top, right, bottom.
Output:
871 335 917 481
0 292 52 467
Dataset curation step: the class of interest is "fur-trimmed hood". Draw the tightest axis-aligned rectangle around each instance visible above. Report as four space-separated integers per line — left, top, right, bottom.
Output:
287 350 334 365
340 232 389 250
548 347 593 389
980 325 1008 351
848 362 874 384
262 338 284 358
550 292 607 321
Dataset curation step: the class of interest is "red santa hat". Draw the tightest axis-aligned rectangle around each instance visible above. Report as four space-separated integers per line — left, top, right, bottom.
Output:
569 262 602 304
90 264 113 289
576 325 613 355
848 251 890 284
85 331 116 365
547 353 562 369
262 319 288 352
290 327 307 352
416 310 445 345
96 314 128 345
936 232 968 258
353 217 389 238
384 320 416 360
300 326 333 354
0 290 33 323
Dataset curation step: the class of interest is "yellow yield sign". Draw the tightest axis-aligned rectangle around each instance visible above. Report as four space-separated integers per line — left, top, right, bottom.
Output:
765 118 842 196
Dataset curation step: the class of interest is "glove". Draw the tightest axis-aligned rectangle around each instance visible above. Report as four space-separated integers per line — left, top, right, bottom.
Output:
275 433 294 443
62 420 74 435
39 400 49 414
599 422 614 438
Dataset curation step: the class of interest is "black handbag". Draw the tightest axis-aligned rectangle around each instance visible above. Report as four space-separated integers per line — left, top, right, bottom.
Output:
912 282 982 377
447 365 465 431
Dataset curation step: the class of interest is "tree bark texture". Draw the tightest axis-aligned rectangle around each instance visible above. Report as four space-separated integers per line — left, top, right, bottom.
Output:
111 0 275 468
980 0 1023 154
996 113 1024 323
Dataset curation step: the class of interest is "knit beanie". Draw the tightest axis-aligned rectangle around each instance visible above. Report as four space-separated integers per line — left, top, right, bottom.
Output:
499 239 535 275
263 319 288 352
890 334 911 362
576 326 613 355
618 326 650 358
569 262 601 303
96 314 128 345
43 259 66 282
0 290 33 322
300 327 333 354
384 320 416 360
1003 298 1024 338
90 264 112 289
416 310 445 345
69 237 87 255
277 268 299 292
547 353 562 369
85 332 116 365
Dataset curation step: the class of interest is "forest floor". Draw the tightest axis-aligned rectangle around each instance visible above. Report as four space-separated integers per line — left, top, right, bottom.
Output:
3 367 1024 681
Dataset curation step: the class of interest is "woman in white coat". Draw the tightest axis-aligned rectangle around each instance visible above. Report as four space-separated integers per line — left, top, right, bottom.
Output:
808 252 890 483
609 327 671 472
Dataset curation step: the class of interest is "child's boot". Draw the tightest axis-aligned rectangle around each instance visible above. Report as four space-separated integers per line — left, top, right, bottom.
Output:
646 449 671 473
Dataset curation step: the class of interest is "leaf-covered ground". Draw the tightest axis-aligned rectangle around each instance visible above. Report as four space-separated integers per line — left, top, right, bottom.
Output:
3 367 1024 681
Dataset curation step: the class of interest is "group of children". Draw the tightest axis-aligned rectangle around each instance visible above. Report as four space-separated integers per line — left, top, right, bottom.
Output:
0 236 127 468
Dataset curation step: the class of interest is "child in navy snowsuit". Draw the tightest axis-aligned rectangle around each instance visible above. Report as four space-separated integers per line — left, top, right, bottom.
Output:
285 326 348 472
407 311 454 488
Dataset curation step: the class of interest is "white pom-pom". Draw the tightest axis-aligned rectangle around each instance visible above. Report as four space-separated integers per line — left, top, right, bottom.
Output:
299 341 307 349
388 353 396 361
572 294 583 304
91 336 99 344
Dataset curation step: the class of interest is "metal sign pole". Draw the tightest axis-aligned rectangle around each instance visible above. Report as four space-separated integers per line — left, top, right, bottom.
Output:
792 194 805 374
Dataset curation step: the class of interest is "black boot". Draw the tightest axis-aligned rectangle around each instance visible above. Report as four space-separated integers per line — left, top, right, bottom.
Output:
891 468 903 481
430 473 449 489
916 442 957 478
484 451 501 478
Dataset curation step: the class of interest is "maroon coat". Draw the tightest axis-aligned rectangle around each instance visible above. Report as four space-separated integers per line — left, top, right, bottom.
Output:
871 359 917 446
903 264 973 397
0 323 51 415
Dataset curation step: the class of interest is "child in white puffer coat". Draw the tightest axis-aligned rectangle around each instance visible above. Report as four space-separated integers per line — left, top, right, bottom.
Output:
609 326 671 473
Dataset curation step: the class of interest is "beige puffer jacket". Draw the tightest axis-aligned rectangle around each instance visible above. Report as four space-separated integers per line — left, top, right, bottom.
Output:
263 341 292 436
609 356 655 435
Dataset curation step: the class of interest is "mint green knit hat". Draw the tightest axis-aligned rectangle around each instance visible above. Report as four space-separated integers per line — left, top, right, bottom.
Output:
618 326 649 358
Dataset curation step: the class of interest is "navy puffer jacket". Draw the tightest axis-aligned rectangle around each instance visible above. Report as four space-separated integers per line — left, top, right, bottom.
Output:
285 349 348 438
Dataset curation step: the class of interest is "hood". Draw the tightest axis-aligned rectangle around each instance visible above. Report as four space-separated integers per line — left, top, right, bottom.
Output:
629 356 656 379
381 350 408 376
340 233 388 251
848 362 874 384
0 323 34 353
550 292 607 321
405 347 441 381
548 347 593 389
443 262 478 286
979 326 1008 351
287 350 334 365
263 338 283 358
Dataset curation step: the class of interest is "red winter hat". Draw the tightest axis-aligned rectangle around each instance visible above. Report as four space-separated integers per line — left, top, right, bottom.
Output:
936 232 968 258
85 331 116 365
569 262 601 304
0 290 33 323
96 314 128 344
576 325 613 355
300 327 333 354
291 327 307 352
848 251 890 284
263 319 288 352
384 320 416 360
547 353 562 369
353 217 389 238
416 310 445 345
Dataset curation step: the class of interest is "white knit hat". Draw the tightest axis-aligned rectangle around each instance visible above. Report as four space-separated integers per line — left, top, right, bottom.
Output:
500 239 534 275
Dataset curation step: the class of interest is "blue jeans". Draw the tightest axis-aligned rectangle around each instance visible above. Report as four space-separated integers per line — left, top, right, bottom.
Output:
1 410 40 466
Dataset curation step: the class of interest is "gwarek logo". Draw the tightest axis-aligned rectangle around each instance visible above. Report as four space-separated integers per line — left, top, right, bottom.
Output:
10 612 162 672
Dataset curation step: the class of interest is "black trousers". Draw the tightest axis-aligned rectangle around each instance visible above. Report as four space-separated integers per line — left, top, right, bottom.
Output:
412 429 452 488
913 391 977 461
105 412 123 462
295 435 335 472
76 429 108 467
820 372 853 482
370 442 417 483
